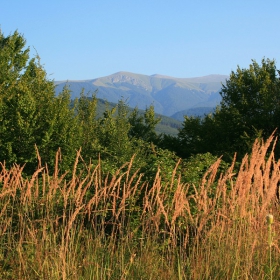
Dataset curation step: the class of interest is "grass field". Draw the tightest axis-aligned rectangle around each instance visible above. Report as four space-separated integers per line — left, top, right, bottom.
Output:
0 135 280 279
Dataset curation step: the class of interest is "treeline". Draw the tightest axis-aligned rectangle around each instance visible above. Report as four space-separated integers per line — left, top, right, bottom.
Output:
1 30 280 182
0 31 183 184
174 58 280 162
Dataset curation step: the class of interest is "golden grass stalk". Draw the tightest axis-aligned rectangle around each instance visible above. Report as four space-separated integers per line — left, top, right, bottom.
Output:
0 134 280 278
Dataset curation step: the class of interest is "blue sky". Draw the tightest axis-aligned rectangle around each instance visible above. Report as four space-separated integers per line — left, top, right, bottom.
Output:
1 1 280 81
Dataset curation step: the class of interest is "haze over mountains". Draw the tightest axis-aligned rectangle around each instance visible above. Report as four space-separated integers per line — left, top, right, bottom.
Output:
55 72 228 121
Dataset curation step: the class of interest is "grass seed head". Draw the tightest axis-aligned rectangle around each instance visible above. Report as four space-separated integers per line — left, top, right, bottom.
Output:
266 214 274 225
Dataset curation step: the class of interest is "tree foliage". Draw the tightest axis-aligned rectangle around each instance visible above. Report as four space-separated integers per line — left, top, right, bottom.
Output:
128 105 161 143
178 58 280 161
4 29 280 194
0 31 82 172
0 30 169 179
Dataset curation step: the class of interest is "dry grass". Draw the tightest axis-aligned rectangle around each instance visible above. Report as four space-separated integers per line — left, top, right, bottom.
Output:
0 134 280 279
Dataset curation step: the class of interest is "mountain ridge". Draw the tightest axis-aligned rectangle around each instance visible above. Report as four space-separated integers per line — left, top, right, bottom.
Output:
55 71 228 119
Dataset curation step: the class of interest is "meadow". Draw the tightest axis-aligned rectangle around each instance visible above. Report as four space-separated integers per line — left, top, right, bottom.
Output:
0 134 280 279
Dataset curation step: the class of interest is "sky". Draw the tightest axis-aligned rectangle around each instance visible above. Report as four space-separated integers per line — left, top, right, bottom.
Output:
1 1 280 81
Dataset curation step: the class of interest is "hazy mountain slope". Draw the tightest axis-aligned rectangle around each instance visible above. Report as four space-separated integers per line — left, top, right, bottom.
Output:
55 72 228 117
153 85 209 116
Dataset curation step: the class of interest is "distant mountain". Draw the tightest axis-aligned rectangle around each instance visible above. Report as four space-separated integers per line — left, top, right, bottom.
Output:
55 72 228 118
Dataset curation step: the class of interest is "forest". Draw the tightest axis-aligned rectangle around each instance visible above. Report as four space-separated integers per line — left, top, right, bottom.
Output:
1 30 280 279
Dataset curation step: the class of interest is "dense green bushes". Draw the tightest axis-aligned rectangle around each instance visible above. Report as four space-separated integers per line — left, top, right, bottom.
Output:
0 31 174 180
1 30 280 191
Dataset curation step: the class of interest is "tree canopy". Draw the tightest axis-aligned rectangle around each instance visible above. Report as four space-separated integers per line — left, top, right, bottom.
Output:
2 30 279 189
0 30 169 178
178 58 280 160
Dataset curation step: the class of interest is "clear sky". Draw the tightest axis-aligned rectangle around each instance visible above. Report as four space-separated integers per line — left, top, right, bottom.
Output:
1 1 280 81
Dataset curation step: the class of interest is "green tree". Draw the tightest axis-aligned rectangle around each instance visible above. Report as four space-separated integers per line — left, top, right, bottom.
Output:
0 30 79 173
128 105 161 143
0 31 56 170
217 58 280 158
178 58 280 160
0 30 29 89
177 116 204 158
74 90 100 162
0 30 29 163
96 100 137 170
44 86 81 172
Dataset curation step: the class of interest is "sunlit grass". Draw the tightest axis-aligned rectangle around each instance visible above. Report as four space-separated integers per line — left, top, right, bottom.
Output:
0 135 280 279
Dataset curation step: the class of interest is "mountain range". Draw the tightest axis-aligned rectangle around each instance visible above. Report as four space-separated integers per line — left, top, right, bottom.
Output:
54 72 228 121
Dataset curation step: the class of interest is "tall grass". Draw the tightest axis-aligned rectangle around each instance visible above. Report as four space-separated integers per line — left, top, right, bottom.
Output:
0 135 280 279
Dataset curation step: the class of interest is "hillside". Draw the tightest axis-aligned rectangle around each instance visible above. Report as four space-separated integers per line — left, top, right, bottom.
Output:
55 72 228 118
